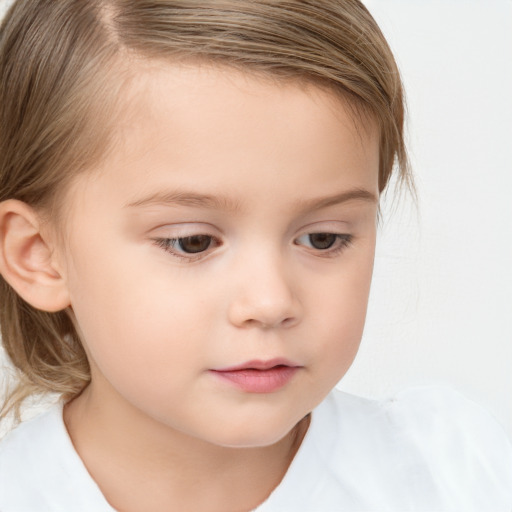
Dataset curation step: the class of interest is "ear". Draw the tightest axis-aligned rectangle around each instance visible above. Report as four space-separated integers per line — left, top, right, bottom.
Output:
0 199 71 312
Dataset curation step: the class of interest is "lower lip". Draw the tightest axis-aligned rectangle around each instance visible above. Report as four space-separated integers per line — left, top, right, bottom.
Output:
210 366 299 393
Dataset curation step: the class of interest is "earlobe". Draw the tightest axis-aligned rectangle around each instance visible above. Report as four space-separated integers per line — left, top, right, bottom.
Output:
0 199 71 312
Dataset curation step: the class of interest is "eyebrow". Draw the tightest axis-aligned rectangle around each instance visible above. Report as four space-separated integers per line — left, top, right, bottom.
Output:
294 188 378 212
125 190 243 212
124 187 377 212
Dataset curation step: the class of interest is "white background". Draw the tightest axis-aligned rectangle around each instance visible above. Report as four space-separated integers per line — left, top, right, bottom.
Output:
1 0 511 437
339 0 512 436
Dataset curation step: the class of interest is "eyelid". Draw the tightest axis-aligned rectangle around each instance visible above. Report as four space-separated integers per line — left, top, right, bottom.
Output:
150 222 220 237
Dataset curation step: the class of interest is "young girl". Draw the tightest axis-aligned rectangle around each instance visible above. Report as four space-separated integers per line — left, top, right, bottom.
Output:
0 1 511 511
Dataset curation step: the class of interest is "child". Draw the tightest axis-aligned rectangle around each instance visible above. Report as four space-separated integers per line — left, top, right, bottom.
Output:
0 1 511 511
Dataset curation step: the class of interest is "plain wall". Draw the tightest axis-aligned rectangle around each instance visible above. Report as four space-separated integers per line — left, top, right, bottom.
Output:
0 0 511 437
339 0 512 437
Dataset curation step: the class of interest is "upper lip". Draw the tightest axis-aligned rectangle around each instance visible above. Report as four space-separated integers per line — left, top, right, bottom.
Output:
212 358 301 372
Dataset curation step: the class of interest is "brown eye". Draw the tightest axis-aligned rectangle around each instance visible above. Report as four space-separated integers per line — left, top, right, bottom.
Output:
308 233 336 250
178 235 212 253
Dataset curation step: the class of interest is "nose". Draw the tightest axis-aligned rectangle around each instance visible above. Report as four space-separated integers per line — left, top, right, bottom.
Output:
227 249 302 330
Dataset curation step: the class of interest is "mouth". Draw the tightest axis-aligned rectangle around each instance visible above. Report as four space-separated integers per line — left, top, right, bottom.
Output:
210 358 301 393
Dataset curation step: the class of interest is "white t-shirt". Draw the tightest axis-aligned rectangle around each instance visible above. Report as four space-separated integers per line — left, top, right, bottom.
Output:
1 386 511 512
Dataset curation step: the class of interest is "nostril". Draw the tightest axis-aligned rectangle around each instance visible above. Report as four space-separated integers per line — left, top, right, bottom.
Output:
281 317 297 328
242 316 296 329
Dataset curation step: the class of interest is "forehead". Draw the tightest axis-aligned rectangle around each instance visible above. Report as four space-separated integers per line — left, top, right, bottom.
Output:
66 62 379 214
119 61 377 147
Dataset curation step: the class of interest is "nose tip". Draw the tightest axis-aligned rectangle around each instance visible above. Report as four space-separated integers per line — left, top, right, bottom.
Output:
227 262 301 330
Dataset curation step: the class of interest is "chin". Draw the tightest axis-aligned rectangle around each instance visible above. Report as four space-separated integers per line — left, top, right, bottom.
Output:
205 415 302 449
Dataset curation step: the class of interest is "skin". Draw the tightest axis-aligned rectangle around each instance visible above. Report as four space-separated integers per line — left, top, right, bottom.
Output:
0 63 380 511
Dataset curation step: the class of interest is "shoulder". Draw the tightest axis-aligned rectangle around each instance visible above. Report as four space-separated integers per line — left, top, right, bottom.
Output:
0 403 114 512
0 405 58 510
376 385 512 477
322 385 512 451
0 404 60 472
381 385 510 440
315 386 512 510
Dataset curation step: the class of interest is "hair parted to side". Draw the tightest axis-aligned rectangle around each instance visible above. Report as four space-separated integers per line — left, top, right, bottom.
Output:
0 0 410 421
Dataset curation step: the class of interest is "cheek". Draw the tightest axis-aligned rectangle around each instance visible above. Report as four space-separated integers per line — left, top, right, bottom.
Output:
65 238 214 393
307 242 375 371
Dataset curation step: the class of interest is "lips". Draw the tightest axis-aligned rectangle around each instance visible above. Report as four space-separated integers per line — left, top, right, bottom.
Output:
210 358 301 393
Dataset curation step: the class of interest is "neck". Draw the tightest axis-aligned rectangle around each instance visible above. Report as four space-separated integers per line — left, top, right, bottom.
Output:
63 381 310 512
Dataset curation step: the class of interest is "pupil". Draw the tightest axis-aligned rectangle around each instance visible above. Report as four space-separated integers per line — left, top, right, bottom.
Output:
179 235 211 253
310 233 336 250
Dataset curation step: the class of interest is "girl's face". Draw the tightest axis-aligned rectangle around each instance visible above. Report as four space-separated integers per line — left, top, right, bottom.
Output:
58 63 379 447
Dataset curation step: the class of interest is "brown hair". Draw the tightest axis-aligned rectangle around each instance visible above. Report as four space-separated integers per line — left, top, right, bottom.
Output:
0 0 410 421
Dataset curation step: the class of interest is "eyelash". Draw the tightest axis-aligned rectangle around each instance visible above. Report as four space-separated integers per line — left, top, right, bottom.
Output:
294 233 353 257
152 232 353 262
152 235 222 262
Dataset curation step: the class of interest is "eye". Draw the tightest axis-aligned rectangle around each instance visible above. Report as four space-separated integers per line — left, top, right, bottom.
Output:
295 233 353 255
305 233 336 250
152 234 220 261
175 235 213 253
